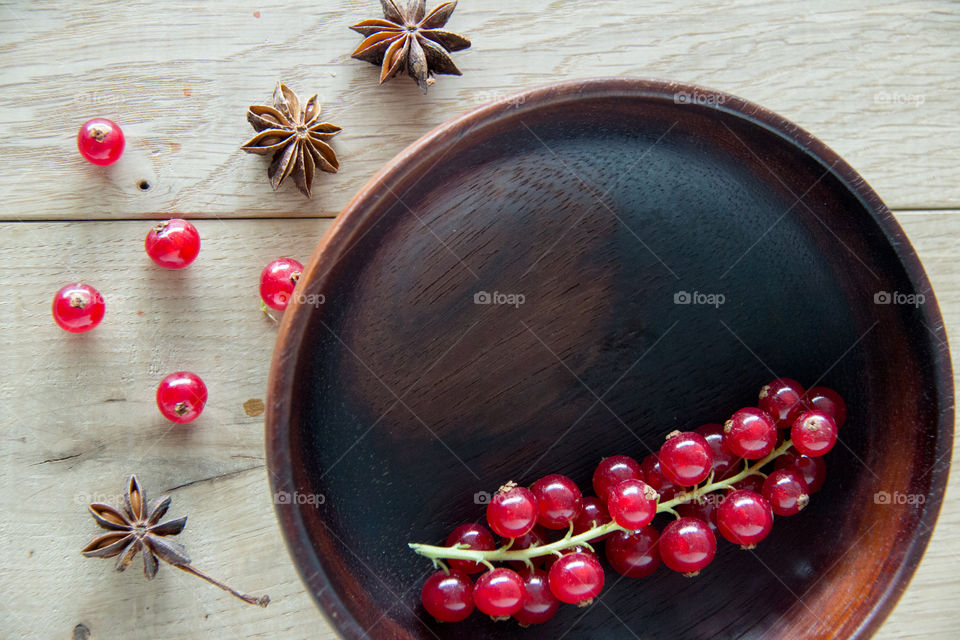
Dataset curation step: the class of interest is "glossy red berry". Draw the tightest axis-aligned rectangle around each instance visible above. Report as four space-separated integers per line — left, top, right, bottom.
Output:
776 451 827 493
791 410 838 457
732 473 765 494
695 423 740 479
804 386 847 428
52 283 105 333
548 551 604 605
605 526 661 578
641 454 678 501
421 569 474 623
260 258 303 311
717 490 774 548
486 484 538 538
156 371 207 423
660 517 716 575
77 118 125 165
676 496 720 534
723 408 777 459
473 568 525 618
512 569 559 626
758 378 805 428
592 455 643 503
445 524 496 575
762 469 810 516
572 497 611 541
507 527 550 572
145 219 201 269
607 479 658 529
530 474 583 530
659 431 714 486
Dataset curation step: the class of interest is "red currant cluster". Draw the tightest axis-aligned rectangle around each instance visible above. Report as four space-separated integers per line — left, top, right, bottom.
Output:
55 119 310 422
412 379 845 626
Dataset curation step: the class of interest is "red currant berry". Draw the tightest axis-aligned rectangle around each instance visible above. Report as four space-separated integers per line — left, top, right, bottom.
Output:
486 483 538 539
758 378 805 428
605 526 661 578
507 527 550 572
473 568 525 618
421 569 474 623
52 283 105 333
695 423 740 479
658 431 714 486
445 524 496 575
592 455 643 502
660 517 716 575
790 410 838 457
716 490 774 548
145 219 201 269
260 258 303 311
156 371 207 423
776 450 827 493
804 386 847 428
732 473 765 494
723 408 777 459
530 474 583 530
641 454 678 501
548 551 604 605
676 496 720 534
572 497 611 541
512 569 559 626
762 469 810 516
77 118 125 166
607 479 658 529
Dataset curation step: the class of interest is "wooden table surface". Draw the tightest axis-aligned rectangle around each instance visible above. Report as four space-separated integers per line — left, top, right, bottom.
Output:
1 1 957 638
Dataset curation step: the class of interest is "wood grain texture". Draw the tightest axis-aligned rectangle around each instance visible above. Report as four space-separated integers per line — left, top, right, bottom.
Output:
0 0 958 219
0 0 957 637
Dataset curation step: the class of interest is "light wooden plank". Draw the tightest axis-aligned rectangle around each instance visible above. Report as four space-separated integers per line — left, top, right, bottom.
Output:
0 0 957 220
0 212 956 637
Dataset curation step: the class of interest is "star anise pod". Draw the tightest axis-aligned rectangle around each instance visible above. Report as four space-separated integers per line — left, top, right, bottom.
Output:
350 0 471 93
82 475 269 607
241 82 341 198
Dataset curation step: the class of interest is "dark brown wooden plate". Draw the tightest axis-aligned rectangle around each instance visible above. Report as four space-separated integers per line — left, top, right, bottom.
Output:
266 78 953 640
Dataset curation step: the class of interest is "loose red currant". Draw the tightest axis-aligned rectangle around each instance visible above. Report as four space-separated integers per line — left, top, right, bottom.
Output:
758 378 805 428
445 524 496 575
145 219 201 269
473 568 525 618
660 517 716 575
260 258 304 311
790 410 838 457
530 474 583 530
605 526 661 578
486 483 538 538
641 454 678 501
659 431 714 486
512 569 559 626
52 283 105 333
607 479 658 529
695 423 740 479
776 451 827 493
762 469 810 516
548 551 604 605
676 496 720 534
572 497 611 541
421 569 474 623
723 408 777 459
77 118 125 166
156 371 207 423
804 386 847 428
592 455 643 502
717 490 774 548
732 473 765 494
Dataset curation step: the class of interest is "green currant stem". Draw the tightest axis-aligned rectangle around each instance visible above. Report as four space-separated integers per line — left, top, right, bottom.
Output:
408 439 794 565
